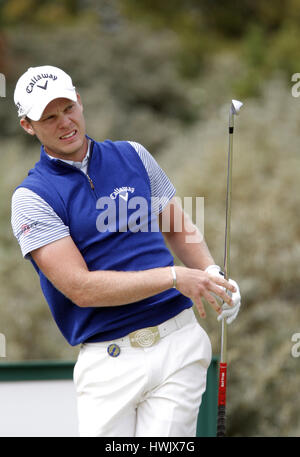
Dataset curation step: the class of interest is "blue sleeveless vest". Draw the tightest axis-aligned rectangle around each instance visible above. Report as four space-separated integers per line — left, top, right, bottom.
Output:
16 138 192 345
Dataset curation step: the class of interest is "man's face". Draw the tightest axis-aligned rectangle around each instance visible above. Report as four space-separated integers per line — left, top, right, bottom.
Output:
21 94 87 161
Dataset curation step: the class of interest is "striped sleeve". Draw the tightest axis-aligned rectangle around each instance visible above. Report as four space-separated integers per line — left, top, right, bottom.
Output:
128 141 176 214
11 187 70 259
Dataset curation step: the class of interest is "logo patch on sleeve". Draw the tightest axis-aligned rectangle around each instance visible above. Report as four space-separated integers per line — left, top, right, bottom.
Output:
17 221 39 237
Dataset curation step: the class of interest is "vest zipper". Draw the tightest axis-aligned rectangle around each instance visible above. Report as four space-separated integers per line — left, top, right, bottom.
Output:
86 141 95 191
54 141 97 197
86 173 95 190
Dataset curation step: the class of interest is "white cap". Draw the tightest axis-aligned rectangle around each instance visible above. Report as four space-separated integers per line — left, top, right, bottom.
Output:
14 65 77 121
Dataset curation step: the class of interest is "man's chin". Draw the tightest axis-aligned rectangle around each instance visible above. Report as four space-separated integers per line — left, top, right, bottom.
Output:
46 136 87 160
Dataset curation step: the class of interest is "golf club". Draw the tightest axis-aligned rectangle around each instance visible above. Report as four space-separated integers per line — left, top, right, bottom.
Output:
217 99 243 437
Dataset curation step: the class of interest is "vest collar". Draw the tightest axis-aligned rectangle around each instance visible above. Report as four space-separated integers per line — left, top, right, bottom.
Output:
39 135 95 172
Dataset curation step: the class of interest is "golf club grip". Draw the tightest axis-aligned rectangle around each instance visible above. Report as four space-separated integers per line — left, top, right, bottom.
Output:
217 405 226 437
217 362 227 437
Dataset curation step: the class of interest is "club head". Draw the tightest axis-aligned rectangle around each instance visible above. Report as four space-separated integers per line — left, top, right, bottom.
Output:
231 99 243 115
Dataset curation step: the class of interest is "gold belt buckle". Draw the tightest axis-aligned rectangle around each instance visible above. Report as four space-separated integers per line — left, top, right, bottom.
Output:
129 326 160 348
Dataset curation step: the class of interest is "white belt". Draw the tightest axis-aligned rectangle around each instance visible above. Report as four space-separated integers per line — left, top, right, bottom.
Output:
83 308 194 350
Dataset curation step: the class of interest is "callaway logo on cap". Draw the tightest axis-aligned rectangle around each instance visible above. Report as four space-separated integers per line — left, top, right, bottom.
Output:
14 65 77 121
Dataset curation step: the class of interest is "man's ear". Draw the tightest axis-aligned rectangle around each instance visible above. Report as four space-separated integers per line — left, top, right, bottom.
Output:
20 117 36 136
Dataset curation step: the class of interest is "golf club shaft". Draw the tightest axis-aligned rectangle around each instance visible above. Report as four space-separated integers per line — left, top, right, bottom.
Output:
216 111 234 437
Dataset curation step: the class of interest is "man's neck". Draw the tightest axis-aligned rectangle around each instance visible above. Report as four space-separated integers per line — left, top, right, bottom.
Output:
44 136 89 163
46 138 90 165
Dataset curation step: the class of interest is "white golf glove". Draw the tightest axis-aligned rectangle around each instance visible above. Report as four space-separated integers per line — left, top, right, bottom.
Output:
205 264 241 324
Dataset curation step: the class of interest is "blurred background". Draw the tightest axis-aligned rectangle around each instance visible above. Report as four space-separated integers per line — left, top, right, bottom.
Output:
0 0 299 437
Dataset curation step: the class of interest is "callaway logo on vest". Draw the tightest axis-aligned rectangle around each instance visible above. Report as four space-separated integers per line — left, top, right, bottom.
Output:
110 187 135 201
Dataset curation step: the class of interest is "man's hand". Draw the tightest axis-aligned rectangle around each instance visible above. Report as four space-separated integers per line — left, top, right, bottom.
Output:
174 266 237 319
205 264 241 324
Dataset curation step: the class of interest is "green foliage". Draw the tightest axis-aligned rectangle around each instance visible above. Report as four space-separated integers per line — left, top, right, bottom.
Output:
1 0 300 91
267 23 300 75
0 0 80 25
121 0 300 86
1 24 198 151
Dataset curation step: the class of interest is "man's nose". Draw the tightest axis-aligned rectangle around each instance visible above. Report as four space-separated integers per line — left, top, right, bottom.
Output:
58 114 72 129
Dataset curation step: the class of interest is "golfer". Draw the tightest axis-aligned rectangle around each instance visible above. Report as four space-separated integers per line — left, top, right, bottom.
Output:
11 65 241 437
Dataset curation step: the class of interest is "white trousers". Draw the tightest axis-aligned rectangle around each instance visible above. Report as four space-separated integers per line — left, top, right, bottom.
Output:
73 308 212 437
